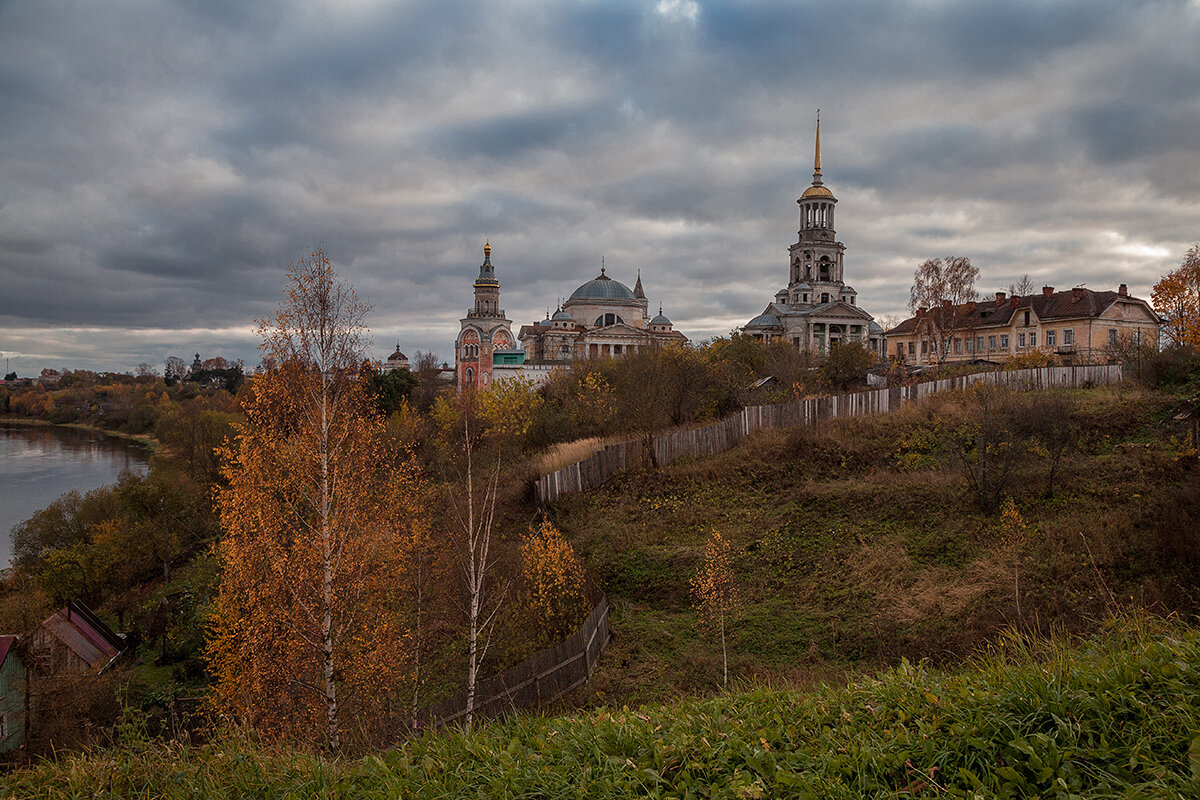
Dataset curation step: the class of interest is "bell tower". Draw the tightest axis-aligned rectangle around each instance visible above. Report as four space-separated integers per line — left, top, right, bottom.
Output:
788 113 847 302
457 241 514 391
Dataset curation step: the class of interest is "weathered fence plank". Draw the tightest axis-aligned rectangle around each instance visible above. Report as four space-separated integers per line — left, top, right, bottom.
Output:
422 599 610 727
534 364 1123 505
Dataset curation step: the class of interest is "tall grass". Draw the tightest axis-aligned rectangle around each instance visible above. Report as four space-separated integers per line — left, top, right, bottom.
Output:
7 614 1198 798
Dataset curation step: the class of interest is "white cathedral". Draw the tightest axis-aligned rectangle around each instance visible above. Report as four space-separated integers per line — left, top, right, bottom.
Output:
742 118 882 354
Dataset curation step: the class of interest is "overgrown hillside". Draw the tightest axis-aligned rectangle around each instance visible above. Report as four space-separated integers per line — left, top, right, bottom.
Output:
548 384 1199 707
6 615 1198 798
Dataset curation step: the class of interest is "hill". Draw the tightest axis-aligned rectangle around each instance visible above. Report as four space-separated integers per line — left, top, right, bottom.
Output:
545 383 1199 707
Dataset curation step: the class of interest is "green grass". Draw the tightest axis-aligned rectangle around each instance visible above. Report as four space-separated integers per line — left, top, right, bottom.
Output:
7 615 1199 798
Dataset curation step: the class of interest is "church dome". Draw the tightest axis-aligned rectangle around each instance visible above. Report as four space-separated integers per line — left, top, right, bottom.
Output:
746 312 782 328
552 308 574 321
569 269 636 302
800 184 835 199
650 312 671 325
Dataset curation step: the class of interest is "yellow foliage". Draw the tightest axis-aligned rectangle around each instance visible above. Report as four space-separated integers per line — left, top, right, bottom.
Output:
519 520 588 648
999 497 1029 550
479 375 543 439
691 529 739 627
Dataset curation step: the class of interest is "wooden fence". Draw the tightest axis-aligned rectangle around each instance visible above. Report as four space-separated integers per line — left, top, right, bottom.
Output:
535 363 1124 505
422 598 610 727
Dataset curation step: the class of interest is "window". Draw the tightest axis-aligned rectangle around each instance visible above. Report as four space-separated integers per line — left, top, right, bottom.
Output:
976 336 985 351
954 338 962 353
1063 329 1074 346
802 294 809 303
1047 331 1057 347
966 338 973 352
1108 328 1118 345
987 335 997 350
821 293 830 303
908 342 915 355
1018 332 1026 347
1030 332 1037 347
896 342 903 356
920 340 928 355
1023 311 1031 326
594 313 624 327
1133 329 1142 345
1000 334 1009 349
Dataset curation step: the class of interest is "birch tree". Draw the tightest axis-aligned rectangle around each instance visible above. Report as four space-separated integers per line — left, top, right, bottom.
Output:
691 530 740 689
207 247 422 749
909 256 980 364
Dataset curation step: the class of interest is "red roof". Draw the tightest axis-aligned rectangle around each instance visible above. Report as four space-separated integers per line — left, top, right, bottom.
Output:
0 635 16 669
886 287 1155 335
40 601 124 671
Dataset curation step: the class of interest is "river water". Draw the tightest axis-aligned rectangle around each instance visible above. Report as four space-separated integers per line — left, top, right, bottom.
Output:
0 425 150 567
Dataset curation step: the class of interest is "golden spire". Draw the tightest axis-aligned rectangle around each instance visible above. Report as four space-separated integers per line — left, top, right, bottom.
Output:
813 109 822 180
483 240 491 256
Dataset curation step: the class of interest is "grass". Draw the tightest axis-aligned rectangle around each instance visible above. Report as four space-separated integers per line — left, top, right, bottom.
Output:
6 614 1199 798
535 436 617 474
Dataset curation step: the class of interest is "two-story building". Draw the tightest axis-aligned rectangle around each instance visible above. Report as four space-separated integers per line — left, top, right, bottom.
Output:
884 284 1161 367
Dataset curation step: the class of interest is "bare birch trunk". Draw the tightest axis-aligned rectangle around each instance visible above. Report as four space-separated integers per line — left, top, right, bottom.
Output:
320 373 340 751
720 610 728 690
464 433 479 733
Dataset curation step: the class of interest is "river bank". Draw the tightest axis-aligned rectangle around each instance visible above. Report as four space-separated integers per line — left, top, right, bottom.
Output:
0 416 159 453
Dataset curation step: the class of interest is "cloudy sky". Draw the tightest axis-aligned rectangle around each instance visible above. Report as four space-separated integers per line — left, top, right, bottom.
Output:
2 0 1198 375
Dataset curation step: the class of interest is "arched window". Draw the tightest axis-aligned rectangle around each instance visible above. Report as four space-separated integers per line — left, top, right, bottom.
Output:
594 313 624 327
821 293 829 303
465 367 474 384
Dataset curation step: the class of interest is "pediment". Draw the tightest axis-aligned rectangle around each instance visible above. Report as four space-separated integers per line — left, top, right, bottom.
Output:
588 322 648 336
791 301 874 321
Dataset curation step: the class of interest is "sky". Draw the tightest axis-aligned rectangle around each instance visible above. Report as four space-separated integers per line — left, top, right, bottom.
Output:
2 0 1198 376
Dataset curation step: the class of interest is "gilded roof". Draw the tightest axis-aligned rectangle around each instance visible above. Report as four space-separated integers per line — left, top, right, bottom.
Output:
800 184 835 199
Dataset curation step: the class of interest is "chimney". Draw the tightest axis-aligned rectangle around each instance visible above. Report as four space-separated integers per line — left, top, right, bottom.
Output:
1010 296 1019 309
995 291 1006 305
1119 283 1128 296
1072 287 1085 302
1042 286 1054 298
918 306 927 315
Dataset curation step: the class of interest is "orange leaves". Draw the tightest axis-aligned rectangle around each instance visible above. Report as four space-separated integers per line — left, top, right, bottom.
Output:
691 529 739 627
1152 244 1200 348
206 250 424 749
691 529 740 688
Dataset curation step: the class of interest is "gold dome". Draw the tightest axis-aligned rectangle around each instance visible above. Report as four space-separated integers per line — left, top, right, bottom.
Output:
800 185 835 199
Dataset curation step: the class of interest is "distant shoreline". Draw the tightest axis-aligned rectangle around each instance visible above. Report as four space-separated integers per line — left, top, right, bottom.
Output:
0 416 160 453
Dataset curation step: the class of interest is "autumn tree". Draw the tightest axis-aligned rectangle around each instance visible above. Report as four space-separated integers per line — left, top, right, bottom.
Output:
518 520 588 650
999 498 1031 624
207 247 423 750
1152 244 1200 348
691 530 739 689
909 256 980 364
947 383 1027 513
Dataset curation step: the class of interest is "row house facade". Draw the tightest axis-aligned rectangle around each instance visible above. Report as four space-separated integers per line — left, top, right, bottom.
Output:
885 284 1161 367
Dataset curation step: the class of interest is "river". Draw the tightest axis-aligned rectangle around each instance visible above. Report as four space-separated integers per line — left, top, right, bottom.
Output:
0 424 150 567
